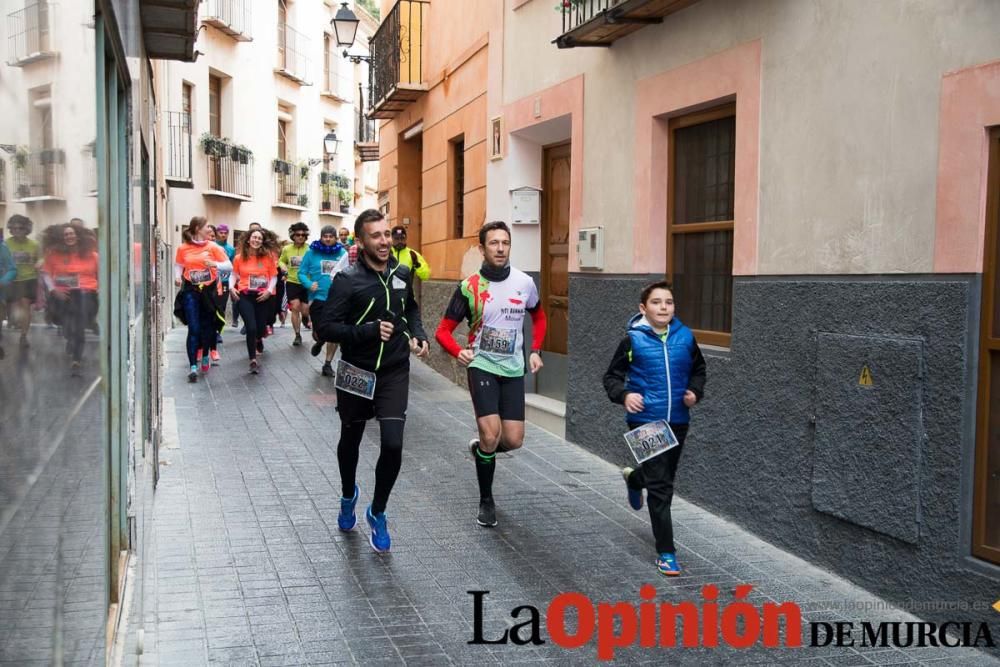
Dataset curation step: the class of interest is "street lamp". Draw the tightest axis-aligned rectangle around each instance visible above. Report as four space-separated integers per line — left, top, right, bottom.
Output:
331 3 360 49
324 130 341 157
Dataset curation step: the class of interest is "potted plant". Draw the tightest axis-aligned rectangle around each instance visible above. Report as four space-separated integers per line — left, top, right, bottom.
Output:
297 193 309 207
338 187 352 213
200 133 229 158
13 145 29 170
320 181 334 210
298 161 311 180
16 184 30 199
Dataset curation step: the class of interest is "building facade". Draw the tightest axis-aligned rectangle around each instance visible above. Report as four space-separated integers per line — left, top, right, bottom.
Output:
159 0 379 250
372 0 1000 630
0 0 195 661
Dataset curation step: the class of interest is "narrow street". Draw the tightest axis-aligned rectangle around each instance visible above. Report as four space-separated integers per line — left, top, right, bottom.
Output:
119 327 997 666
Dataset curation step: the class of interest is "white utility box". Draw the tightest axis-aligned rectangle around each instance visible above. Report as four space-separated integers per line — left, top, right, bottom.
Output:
510 187 541 225
577 226 604 270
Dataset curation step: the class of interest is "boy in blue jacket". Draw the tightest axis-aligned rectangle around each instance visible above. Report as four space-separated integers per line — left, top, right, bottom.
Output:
603 281 706 576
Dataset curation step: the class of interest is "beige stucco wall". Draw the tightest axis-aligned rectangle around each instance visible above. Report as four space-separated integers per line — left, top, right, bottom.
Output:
500 0 1000 275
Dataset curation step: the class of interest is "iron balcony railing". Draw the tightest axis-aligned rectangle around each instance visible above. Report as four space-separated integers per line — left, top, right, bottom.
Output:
203 0 252 40
0 160 6 202
319 171 351 212
164 111 192 183
277 22 311 84
560 0 626 34
207 149 253 199
6 1 54 66
13 149 63 200
356 86 377 144
273 159 308 207
369 0 427 110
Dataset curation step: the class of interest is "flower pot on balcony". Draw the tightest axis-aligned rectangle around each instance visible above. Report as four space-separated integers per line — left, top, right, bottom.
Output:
339 203 350 213
297 194 309 207
321 201 332 211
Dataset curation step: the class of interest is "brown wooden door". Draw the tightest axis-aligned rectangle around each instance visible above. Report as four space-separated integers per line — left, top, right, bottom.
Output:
974 128 1000 564
542 142 571 355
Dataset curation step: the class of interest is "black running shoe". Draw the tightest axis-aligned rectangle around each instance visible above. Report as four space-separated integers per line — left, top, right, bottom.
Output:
477 497 497 528
293 333 302 346
310 340 324 357
321 362 334 377
256 339 264 354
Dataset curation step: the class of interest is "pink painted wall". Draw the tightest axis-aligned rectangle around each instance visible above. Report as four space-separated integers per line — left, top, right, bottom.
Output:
632 40 761 275
934 59 1000 274
503 75 585 270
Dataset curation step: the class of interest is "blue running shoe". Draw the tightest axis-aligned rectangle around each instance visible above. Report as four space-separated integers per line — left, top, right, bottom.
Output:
366 505 391 553
622 467 643 511
338 484 359 531
657 552 680 576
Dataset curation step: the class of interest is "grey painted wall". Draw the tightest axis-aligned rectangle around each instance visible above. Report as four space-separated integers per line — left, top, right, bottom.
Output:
566 273 1000 632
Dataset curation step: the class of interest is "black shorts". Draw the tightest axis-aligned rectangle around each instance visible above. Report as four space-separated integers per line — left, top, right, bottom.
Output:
336 362 409 423
467 367 525 421
6 279 36 303
285 281 308 304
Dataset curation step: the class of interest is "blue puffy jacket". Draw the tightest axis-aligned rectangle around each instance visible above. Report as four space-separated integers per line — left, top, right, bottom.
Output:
298 241 348 302
0 242 16 286
603 313 706 425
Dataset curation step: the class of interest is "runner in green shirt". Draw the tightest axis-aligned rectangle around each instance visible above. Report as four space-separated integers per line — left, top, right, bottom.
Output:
5 214 39 347
279 222 311 346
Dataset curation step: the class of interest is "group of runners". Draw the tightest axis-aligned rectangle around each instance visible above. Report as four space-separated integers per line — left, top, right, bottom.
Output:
0 215 100 375
170 210 707 576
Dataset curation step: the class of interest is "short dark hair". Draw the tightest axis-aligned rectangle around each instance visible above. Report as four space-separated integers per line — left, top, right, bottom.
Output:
640 280 673 305
7 214 32 232
354 209 385 240
288 221 309 237
478 220 511 246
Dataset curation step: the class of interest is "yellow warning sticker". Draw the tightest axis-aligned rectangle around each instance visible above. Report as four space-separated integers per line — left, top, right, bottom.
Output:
859 365 874 387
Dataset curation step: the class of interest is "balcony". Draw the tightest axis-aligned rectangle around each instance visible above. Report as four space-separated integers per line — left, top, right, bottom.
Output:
553 0 699 49
321 52 352 102
368 0 428 120
319 171 352 215
276 23 311 85
201 136 253 201
273 159 309 210
0 160 6 203
202 0 252 41
164 111 193 188
355 86 379 162
13 149 64 202
6 2 56 66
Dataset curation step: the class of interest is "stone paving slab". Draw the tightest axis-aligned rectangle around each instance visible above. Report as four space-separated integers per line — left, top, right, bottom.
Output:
120 326 1000 666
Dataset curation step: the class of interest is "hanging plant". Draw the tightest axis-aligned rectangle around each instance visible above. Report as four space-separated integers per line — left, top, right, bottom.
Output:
298 161 311 180
13 145 29 169
337 188 352 205
297 193 309 207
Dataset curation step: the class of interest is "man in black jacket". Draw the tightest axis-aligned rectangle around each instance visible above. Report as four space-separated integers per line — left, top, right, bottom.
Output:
315 209 429 553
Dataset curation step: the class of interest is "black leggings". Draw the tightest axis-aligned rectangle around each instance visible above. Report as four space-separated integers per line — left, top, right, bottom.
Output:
237 292 270 361
337 418 405 515
60 290 98 363
626 423 689 554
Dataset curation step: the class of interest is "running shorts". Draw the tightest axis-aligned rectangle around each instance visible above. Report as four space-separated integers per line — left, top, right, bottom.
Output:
285 281 308 304
467 367 525 421
336 361 409 423
6 279 37 303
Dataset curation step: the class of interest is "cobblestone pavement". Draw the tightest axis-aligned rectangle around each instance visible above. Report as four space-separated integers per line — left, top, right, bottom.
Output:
121 326 999 666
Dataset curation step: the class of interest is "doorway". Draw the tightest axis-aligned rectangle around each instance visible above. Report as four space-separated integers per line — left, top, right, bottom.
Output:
396 128 423 294
537 141 571 401
974 127 1000 565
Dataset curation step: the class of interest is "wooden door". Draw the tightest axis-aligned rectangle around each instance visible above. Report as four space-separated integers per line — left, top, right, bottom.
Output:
542 142 571 355
974 128 1000 564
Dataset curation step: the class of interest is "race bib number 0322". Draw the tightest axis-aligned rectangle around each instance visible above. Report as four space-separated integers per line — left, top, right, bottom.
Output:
478 326 517 357
335 360 376 400
623 420 679 464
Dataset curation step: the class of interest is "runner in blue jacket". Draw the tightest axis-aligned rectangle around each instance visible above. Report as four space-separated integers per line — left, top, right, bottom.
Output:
298 225 348 376
603 280 706 577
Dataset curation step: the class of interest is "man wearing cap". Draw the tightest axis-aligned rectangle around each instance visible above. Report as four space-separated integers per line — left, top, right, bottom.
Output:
390 226 430 282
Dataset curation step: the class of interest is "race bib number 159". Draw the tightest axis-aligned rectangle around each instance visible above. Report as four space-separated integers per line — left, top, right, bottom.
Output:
478 326 517 356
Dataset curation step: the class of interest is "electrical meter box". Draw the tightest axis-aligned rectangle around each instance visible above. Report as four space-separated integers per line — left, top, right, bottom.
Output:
577 226 604 270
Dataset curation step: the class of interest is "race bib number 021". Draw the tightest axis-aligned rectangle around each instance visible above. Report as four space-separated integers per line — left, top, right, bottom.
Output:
478 326 517 357
623 420 679 464
335 360 376 400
